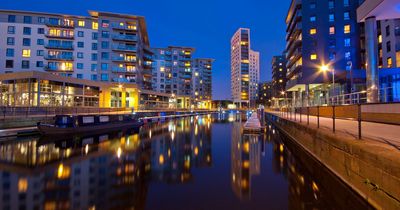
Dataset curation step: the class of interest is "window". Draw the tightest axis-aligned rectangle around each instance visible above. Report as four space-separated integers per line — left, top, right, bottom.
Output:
329 52 336 61
92 22 98 30
37 39 44 45
344 38 351 47
310 28 317 35
91 74 97 81
386 25 390 36
37 28 45 34
101 31 109 38
344 12 350 20
345 52 351 60
77 52 84 58
22 38 30 46
387 57 393 68
22 60 29 69
378 35 383 43
344 25 351 34
310 3 316 9
101 74 108 81
7 37 15 45
329 0 335 9
101 63 108 70
5 60 13 68
38 17 45 23
7 26 15 34
91 64 97 71
78 20 85 27
78 31 84 37
310 16 316 22
329 14 335 22
344 0 349 7
101 20 109 28
101 41 109 49
37 50 44 56
92 32 98 40
23 16 32 24
22 49 31 57
23 27 31 35
8 15 16 23
329 26 335 35
36 61 44 67
77 42 84 48
387 41 391 52
6 49 14 57
91 53 98 61
77 63 84 69
310 54 317 60
92 43 98 50
77 74 83 79
101 52 109 59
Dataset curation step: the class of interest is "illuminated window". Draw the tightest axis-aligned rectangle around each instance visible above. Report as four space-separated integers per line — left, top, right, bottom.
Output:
92 22 98 30
344 25 351 34
329 26 335 35
378 35 382 43
18 178 28 192
279 79 283 83
310 28 317 35
396 52 400 67
127 25 137 30
310 54 317 60
387 57 393 68
22 49 31 57
119 22 124 26
78 20 85 27
160 67 165 72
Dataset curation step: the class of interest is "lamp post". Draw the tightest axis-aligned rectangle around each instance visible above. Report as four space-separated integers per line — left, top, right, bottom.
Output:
320 65 335 105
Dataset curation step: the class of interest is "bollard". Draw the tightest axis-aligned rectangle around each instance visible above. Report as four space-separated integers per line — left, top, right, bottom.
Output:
358 104 362 139
332 105 335 133
317 106 320 128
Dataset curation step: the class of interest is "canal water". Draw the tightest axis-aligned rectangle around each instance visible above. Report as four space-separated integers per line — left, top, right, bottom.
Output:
0 113 371 210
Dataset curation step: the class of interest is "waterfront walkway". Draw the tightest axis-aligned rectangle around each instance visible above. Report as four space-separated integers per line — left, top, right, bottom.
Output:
268 111 400 149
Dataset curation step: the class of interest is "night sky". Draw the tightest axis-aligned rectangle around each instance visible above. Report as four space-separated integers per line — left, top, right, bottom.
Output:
1 0 290 100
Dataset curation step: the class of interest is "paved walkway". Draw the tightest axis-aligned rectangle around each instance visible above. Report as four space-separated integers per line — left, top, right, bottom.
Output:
268 111 400 149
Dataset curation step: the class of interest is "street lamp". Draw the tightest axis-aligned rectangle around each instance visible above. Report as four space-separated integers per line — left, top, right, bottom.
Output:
320 65 335 104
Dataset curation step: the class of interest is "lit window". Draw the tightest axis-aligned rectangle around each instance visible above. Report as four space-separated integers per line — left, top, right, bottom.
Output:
22 49 31 57
344 25 351 34
310 28 317 35
329 26 335 35
310 54 317 60
378 35 382 43
78 20 85 27
18 178 28 192
387 57 393 68
92 22 98 30
119 22 124 26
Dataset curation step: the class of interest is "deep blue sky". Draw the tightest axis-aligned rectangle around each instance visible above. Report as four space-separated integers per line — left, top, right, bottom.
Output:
1 0 290 100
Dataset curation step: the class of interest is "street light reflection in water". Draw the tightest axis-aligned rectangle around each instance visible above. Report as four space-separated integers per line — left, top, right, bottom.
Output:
0 113 371 210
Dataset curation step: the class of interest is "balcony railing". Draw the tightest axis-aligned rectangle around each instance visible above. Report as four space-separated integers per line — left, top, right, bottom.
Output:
111 56 137 63
44 54 74 61
44 44 74 50
112 78 136 83
45 33 74 39
111 23 137 31
111 34 138 42
44 65 73 72
112 45 137 52
45 20 75 28
112 67 136 73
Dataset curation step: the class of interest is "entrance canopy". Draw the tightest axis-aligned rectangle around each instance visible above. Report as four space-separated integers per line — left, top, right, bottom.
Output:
357 0 400 22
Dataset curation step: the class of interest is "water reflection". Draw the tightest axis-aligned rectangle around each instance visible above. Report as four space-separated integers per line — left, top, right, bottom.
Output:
0 113 371 210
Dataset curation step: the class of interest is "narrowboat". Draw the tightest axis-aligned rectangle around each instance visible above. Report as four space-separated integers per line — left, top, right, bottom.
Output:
37 114 143 135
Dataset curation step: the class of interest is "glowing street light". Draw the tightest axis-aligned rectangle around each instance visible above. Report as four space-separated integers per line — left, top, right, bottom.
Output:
319 64 336 104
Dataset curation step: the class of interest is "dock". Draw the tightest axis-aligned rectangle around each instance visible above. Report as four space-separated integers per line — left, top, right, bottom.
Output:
243 113 264 133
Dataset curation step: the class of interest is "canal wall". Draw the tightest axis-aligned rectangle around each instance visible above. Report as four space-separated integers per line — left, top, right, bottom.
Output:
268 113 400 210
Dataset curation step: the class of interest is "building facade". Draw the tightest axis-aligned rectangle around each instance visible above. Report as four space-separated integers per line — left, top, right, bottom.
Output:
257 81 273 107
271 55 287 97
231 28 259 108
285 0 362 106
378 19 400 69
0 10 153 90
192 58 213 101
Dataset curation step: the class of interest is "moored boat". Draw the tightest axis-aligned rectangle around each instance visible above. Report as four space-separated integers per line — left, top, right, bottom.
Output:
37 114 143 135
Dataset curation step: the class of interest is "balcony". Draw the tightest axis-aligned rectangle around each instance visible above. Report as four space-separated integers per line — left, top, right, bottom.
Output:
111 56 137 63
111 34 138 42
111 23 137 31
45 20 75 28
44 54 74 61
44 44 74 50
112 78 136 83
45 33 74 40
112 67 136 73
144 55 153 61
44 65 73 72
112 45 137 52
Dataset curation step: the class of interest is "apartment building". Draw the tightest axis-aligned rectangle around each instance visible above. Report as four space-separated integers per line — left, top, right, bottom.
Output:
231 28 260 108
0 10 153 90
257 81 273 107
271 55 287 98
285 0 362 106
192 58 213 101
378 19 400 68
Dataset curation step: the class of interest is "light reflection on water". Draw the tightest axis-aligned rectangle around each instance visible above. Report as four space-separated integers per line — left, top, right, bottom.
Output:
0 113 371 210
